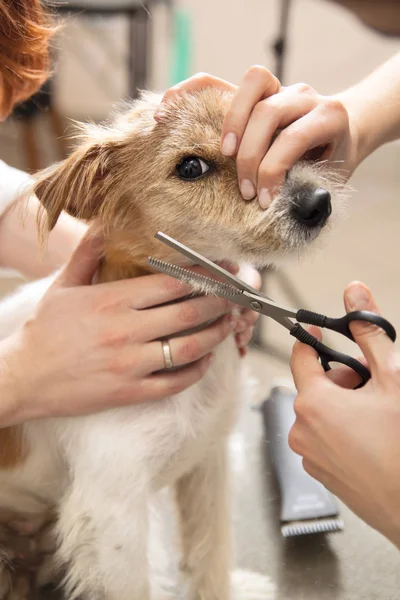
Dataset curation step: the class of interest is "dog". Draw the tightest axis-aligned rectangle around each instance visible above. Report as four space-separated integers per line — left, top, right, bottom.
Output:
0 87 344 600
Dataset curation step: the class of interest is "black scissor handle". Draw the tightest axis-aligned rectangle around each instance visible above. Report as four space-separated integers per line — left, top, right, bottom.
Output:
290 323 371 387
296 309 397 343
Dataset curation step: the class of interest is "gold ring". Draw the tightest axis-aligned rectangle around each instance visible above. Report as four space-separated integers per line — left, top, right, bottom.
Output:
162 339 173 369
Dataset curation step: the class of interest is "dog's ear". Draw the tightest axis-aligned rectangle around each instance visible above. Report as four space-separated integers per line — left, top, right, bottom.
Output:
34 136 124 234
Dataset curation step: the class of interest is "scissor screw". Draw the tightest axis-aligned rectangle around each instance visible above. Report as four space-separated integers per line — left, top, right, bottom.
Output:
250 300 262 311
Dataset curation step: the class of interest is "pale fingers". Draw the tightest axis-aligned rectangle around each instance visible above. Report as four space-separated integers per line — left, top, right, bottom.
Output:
155 73 236 120
343 281 395 380
101 265 233 311
290 325 326 392
132 294 231 343
221 66 281 157
258 99 349 195
139 354 214 401
236 86 319 200
144 315 233 372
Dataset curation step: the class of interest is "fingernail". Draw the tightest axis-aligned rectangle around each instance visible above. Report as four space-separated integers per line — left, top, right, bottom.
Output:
221 132 238 156
346 283 371 310
240 179 256 200
258 188 272 209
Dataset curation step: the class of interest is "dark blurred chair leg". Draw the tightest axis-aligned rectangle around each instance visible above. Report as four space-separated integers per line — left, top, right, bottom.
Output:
253 0 293 349
20 117 41 173
48 106 68 160
129 7 150 98
14 79 67 173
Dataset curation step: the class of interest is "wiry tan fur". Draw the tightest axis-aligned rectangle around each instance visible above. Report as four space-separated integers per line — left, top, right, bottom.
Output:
0 88 345 600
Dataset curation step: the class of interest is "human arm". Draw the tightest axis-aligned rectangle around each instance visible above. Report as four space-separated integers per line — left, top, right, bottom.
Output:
0 159 86 278
0 235 258 427
336 52 400 166
0 193 86 278
289 280 400 549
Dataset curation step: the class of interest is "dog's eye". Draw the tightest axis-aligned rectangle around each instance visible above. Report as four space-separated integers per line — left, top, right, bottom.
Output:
177 157 210 180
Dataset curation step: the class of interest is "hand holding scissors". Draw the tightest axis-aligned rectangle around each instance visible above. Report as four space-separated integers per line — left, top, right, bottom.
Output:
149 232 396 388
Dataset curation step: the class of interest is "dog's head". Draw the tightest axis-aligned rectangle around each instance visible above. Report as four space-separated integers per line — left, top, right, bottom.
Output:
34 89 345 278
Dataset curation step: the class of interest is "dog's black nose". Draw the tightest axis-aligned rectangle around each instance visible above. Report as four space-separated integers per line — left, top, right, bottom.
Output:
292 188 332 227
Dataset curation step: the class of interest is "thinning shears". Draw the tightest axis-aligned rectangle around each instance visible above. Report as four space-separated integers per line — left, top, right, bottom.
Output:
148 232 396 388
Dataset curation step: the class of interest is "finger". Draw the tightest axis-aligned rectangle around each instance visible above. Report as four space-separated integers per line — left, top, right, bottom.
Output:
327 362 366 389
101 265 231 310
155 73 236 120
258 99 348 195
221 66 281 157
145 315 232 372
55 233 104 288
219 260 239 274
237 263 261 290
290 325 326 392
302 459 330 485
235 327 254 350
236 86 319 203
236 309 259 329
344 281 395 376
133 294 231 342
140 353 214 400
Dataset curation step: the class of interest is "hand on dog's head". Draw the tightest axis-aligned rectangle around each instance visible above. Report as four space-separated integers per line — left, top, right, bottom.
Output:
33 89 346 274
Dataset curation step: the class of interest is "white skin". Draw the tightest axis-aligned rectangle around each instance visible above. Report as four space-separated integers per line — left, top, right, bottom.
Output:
157 54 400 547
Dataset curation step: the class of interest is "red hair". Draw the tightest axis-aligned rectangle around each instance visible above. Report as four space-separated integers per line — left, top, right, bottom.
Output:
0 0 58 115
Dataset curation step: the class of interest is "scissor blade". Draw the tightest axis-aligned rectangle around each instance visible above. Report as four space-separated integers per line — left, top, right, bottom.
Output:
155 231 261 296
148 257 240 297
148 256 298 327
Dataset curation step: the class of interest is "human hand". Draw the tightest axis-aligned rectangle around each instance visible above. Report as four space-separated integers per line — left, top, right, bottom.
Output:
156 68 358 208
231 262 261 357
0 235 256 426
221 65 357 207
289 281 400 547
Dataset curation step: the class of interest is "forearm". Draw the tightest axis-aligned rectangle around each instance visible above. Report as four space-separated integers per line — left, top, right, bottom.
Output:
0 339 21 428
0 195 87 278
337 52 400 168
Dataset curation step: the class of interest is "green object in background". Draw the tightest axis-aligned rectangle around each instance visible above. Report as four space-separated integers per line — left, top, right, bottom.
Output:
169 10 192 86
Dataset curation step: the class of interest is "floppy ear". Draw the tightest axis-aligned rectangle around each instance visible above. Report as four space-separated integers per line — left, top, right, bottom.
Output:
34 136 123 235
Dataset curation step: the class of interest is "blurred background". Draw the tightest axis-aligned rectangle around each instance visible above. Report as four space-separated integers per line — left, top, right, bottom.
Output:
0 1 399 598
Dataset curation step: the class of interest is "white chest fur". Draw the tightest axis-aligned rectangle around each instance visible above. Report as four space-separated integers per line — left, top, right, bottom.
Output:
0 276 273 600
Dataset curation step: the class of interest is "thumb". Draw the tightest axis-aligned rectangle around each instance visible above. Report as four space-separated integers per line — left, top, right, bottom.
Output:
344 281 394 376
55 233 104 288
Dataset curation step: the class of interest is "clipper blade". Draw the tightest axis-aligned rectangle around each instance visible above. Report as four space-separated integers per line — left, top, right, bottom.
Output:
281 518 344 538
148 257 239 297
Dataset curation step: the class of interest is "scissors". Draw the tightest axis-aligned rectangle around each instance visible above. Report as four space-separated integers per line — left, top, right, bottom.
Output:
148 232 397 388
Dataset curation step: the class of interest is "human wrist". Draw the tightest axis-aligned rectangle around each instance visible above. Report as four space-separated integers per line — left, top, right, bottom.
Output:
336 89 374 171
337 53 400 171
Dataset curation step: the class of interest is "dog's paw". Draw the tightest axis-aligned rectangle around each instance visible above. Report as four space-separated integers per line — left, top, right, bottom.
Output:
231 569 276 600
